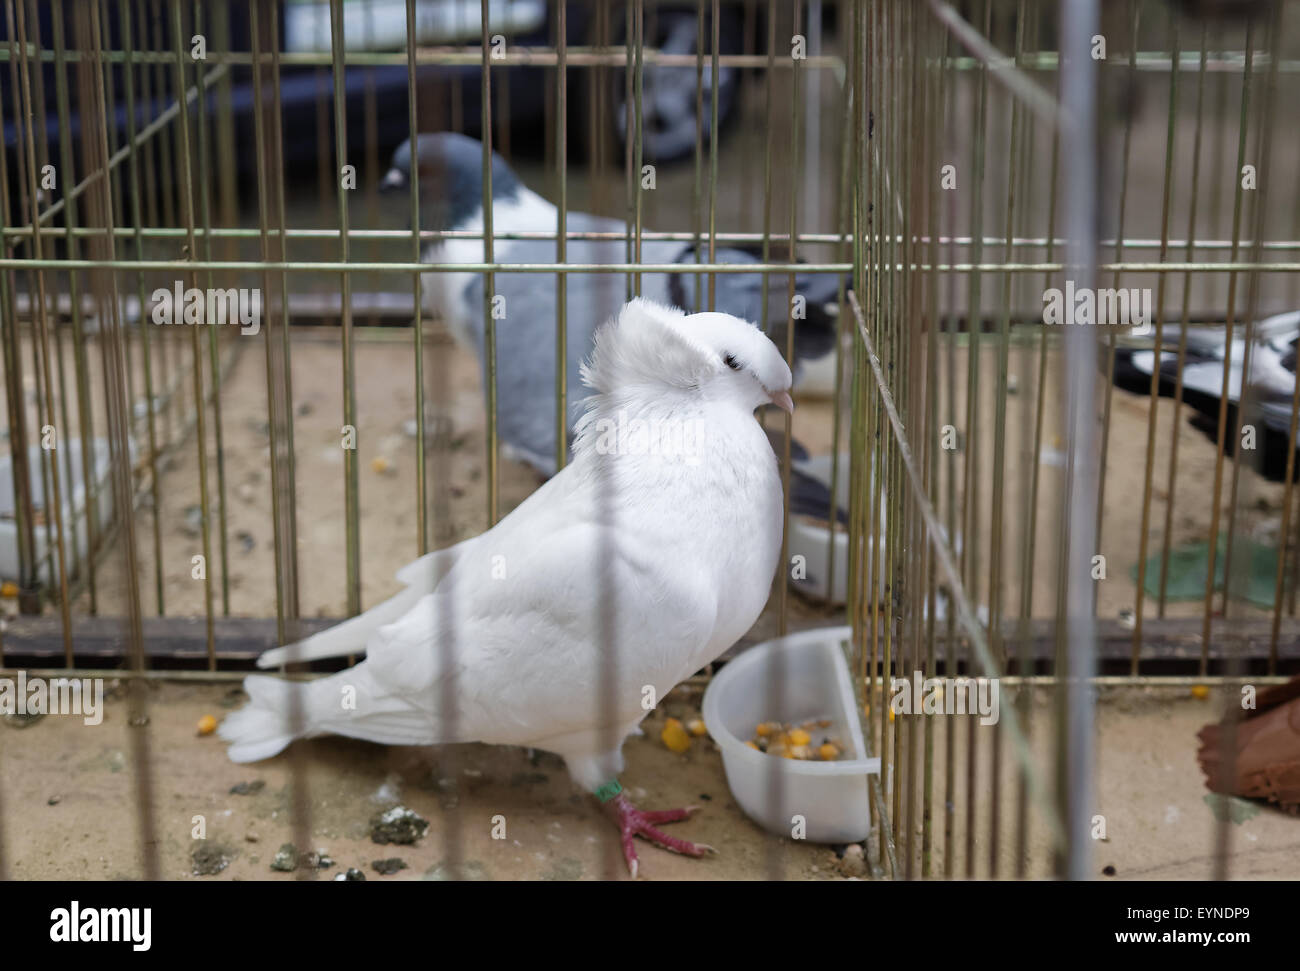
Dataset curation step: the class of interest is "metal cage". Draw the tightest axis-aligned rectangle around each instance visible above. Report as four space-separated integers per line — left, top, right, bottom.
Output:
1 0 1298 881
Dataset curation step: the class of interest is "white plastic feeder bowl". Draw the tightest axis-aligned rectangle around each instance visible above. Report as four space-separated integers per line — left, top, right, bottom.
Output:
702 626 879 843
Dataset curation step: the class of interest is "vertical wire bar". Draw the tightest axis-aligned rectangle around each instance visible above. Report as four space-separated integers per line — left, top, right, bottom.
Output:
249 0 312 877
153 0 184 411
1221 11 1279 627
0 3 37 619
985 0 1029 876
1228 1 1279 674
406 0 427 554
13 0 74 663
961 0 993 880
98 0 127 292
1059 0 1100 881
192 0 232 617
211 3 236 261
26 0 82 592
706 0 717 309
1 0 42 616
1015 0 1053 876
328 0 363 601
919 0 941 877
903 0 925 880
1 0 56 602
267 0 301 623
888 0 906 861
479 0 499 527
1217 8 1281 877
623 0 634 302
1199 21 1255 669
825 0 856 656
844 0 869 841
1157 22 1210 618
113 0 164 615
691 0 704 312
170 0 216 669
362 5 379 336
1091 0 1140 601
600 3 623 881
49 2 95 608
137 0 173 450
776 0 800 639
555 1 568 473
1131 10 1181 670
248 0 288 645
633 0 644 298
867 0 889 869
759 0 775 351
14 7 57 604
939 20 958 879
76 0 159 879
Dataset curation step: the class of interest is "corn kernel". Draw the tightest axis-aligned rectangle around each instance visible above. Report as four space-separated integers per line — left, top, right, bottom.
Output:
370 456 392 475
0 581 17 598
687 718 707 737
197 714 217 736
661 717 691 753
756 722 775 737
745 740 760 750
788 728 811 746
818 743 839 760
1191 684 1210 700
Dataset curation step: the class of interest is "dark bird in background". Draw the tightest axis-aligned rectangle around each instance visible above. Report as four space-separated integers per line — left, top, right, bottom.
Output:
1111 311 1300 482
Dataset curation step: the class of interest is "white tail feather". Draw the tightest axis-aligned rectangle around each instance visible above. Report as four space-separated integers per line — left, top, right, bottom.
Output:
256 585 422 669
257 546 465 669
221 668 439 762
219 675 315 763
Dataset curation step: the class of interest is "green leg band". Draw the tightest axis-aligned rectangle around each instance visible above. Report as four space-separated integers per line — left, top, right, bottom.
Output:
594 779 623 803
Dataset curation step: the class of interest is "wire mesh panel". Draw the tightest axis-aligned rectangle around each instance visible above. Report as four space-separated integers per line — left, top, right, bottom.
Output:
0 0 1298 883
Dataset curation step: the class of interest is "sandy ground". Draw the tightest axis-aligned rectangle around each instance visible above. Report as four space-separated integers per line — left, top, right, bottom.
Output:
3 680 1297 880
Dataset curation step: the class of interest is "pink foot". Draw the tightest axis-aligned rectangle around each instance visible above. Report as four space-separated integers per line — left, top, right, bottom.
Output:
604 792 714 878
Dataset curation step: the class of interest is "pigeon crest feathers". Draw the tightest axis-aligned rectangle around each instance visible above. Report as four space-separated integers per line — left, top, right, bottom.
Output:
579 298 713 396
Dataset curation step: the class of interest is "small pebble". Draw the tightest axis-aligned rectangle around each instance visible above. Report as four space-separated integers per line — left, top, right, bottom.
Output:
270 843 298 872
372 857 409 876
47 795 61 806
335 868 366 881
370 806 430 845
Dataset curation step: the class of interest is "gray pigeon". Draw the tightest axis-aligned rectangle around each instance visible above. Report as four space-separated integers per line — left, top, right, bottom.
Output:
382 133 843 486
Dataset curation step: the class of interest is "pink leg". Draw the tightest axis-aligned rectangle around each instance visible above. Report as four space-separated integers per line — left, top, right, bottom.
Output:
603 792 715 878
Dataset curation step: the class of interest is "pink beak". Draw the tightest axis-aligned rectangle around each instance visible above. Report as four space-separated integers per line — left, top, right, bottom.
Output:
769 390 795 415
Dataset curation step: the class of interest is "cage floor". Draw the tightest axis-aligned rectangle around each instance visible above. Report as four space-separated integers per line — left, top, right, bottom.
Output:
2 681 1296 880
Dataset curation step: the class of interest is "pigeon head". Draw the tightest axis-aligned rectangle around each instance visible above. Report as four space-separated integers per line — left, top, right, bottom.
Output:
381 132 522 232
580 298 794 417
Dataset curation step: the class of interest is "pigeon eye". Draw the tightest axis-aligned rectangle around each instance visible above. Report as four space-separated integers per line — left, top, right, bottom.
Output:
723 353 741 371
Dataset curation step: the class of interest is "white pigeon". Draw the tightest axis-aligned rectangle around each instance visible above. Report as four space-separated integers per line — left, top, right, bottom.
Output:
220 297 793 876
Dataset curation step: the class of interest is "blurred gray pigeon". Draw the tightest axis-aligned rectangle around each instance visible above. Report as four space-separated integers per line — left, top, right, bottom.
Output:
382 132 843 494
